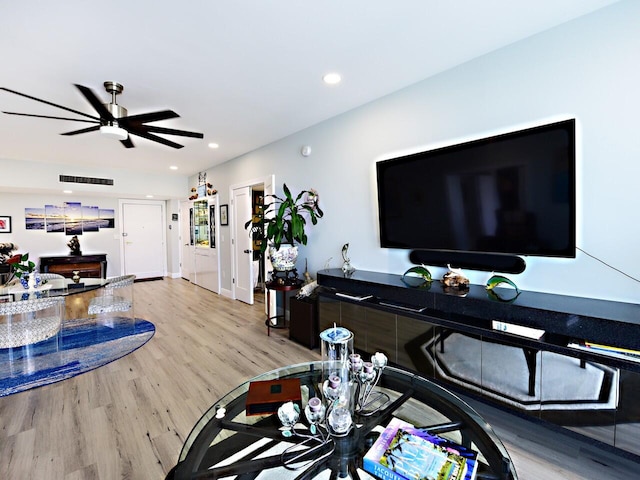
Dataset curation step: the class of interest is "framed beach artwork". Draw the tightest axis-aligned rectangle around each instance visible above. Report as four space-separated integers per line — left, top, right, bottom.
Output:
25 208 45 230
64 202 83 236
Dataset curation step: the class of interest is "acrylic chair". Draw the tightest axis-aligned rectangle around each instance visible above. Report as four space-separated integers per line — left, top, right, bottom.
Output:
38 273 65 281
87 274 136 329
0 296 65 349
38 273 68 293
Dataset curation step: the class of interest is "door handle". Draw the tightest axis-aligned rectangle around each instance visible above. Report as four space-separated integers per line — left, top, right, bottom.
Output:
243 249 251 254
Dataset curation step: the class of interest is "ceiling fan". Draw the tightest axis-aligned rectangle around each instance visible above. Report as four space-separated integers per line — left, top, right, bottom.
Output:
0 81 204 149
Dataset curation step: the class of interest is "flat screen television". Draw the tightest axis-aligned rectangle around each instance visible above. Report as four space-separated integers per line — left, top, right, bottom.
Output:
376 119 576 259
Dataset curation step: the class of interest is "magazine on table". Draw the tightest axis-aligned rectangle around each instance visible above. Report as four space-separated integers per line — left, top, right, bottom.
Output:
568 342 640 363
363 417 478 480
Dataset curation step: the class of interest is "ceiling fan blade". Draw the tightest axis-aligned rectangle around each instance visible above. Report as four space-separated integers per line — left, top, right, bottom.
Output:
128 129 184 149
0 87 100 121
60 125 101 136
120 136 135 148
138 125 204 138
74 84 114 121
2 111 100 123
123 110 180 124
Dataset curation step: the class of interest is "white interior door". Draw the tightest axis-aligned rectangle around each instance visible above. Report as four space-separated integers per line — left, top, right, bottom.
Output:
120 200 166 279
232 186 254 304
180 200 194 282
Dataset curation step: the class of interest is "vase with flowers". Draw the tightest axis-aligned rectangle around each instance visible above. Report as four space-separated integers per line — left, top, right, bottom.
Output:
4 252 37 287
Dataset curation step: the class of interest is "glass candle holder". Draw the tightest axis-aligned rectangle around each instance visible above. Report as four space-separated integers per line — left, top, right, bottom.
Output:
320 326 353 411
328 406 352 436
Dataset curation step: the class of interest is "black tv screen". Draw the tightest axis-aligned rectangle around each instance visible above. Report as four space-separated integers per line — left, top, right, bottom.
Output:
376 119 576 258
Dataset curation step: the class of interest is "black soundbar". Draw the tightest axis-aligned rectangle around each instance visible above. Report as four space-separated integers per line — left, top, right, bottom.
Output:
409 250 526 274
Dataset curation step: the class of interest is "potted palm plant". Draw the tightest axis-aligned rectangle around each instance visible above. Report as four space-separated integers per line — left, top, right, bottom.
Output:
245 183 323 271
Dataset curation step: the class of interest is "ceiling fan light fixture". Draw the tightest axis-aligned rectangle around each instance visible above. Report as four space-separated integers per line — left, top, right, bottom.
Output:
100 124 128 141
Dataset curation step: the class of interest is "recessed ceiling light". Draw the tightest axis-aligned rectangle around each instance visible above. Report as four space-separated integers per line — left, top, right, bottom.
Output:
323 73 342 85
63 190 72 194
170 165 178 170
146 195 154 198
208 142 219 149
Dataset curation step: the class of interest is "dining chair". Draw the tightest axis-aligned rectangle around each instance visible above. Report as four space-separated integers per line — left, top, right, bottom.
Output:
39 273 65 281
0 296 65 349
87 274 136 328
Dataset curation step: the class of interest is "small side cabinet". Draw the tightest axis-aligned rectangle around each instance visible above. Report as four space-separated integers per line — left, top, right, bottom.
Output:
289 295 318 349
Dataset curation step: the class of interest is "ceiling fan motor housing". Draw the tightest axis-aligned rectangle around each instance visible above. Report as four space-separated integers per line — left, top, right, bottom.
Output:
104 103 127 122
103 81 127 124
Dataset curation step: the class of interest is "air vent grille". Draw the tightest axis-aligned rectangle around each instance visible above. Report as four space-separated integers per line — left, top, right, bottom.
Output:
59 175 114 186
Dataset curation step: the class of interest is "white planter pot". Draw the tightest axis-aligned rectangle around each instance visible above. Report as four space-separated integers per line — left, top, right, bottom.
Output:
268 244 298 271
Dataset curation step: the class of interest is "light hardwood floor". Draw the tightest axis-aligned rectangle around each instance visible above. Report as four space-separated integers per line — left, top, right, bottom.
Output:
0 277 638 479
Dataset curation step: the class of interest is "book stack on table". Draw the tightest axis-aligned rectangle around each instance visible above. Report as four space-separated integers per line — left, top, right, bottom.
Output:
363 417 478 480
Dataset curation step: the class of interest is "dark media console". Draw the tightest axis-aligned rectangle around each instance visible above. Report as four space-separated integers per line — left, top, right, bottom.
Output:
317 268 640 459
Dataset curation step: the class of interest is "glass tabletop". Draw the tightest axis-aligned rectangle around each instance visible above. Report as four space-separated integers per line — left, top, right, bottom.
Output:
0 277 109 302
169 361 517 480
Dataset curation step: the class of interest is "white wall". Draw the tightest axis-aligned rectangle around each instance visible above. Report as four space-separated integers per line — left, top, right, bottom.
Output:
0 192 122 276
165 198 181 277
0 155 188 277
0 194 184 279
197 1 639 303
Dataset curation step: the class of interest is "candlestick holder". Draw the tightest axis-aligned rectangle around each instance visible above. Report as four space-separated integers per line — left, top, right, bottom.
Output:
349 351 389 415
277 331 391 472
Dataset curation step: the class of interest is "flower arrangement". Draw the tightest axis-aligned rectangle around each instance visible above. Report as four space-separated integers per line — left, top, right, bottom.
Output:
4 253 36 285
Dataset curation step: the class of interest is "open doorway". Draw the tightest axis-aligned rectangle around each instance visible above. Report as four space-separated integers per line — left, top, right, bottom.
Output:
230 175 274 306
250 185 266 294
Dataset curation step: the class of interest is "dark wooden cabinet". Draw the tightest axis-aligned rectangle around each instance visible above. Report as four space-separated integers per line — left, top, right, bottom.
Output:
39 254 107 278
289 296 318 349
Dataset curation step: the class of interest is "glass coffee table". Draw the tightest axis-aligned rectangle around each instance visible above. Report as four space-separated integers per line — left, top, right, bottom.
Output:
167 361 517 479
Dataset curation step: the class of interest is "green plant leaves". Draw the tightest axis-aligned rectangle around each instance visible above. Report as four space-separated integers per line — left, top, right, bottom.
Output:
245 183 323 254
6 252 35 279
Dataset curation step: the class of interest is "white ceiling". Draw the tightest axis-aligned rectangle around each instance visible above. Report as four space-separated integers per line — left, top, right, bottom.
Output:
0 0 619 177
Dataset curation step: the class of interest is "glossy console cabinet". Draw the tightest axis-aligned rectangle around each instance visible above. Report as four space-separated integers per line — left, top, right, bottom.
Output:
616 368 640 456
317 268 640 458
396 314 436 378
318 298 394 355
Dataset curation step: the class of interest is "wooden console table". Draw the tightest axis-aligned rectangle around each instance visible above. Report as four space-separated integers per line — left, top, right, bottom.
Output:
39 254 107 279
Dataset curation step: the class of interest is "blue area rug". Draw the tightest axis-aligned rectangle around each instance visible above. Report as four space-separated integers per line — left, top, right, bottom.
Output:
0 317 155 397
